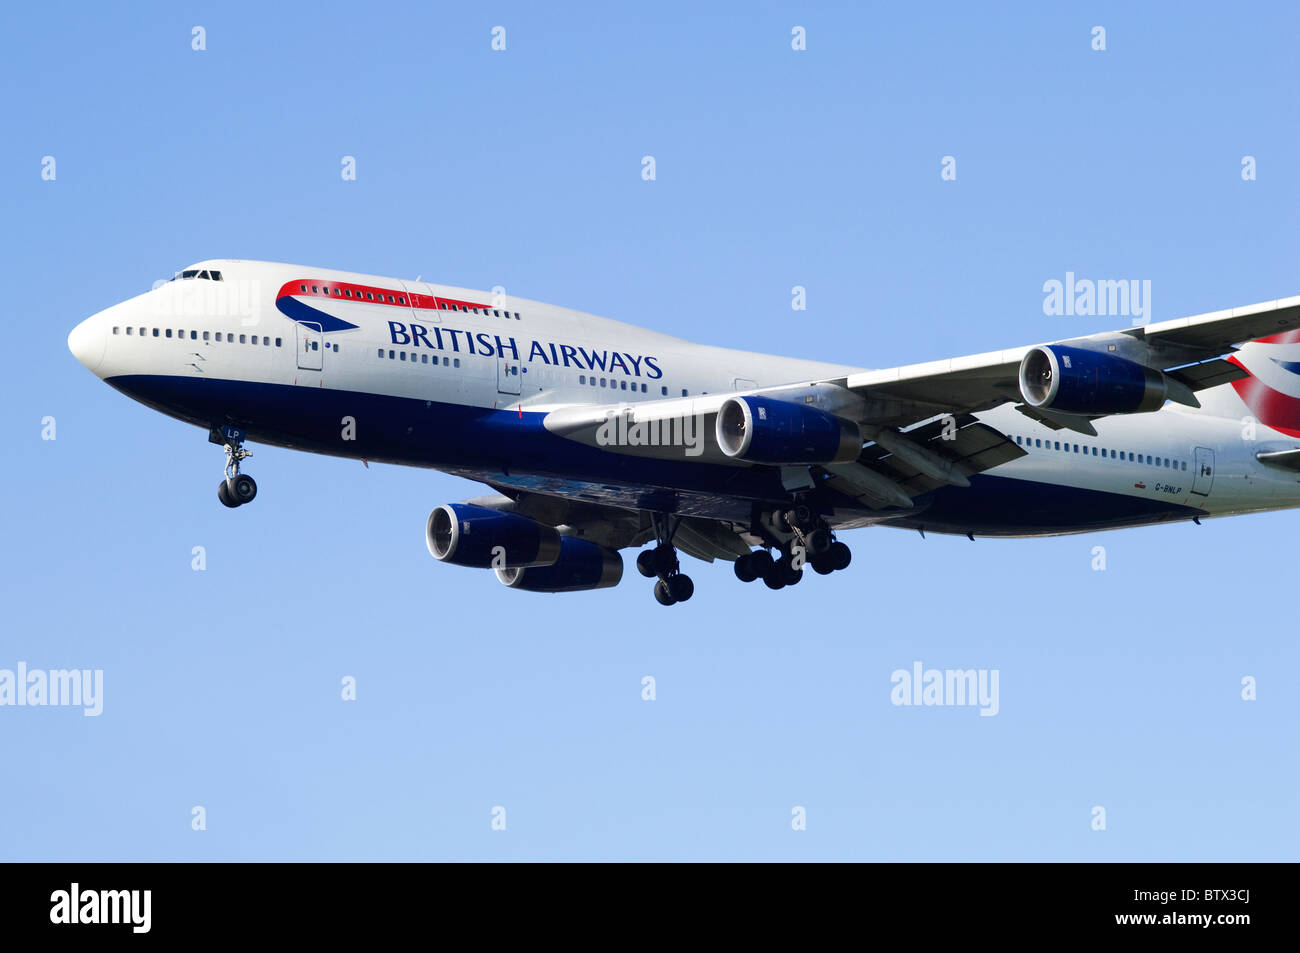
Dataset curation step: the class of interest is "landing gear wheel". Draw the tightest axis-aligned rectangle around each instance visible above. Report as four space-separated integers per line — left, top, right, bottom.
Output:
782 554 804 586
652 545 678 576
829 541 852 571
653 580 677 606
762 563 787 590
228 473 257 505
751 550 775 576
733 553 758 583
810 554 835 575
636 550 657 578
667 574 694 602
215 426 256 510
806 528 832 555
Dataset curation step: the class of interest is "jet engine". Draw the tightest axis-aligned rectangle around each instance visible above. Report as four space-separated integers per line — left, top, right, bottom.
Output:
494 537 623 592
1018 345 1172 416
426 503 562 569
715 395 861 465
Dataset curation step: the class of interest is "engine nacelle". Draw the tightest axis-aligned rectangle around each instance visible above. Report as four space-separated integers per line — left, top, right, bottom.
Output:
1018 345 1169 416
715 396 861 465
426 503 562 569
495 537 623 592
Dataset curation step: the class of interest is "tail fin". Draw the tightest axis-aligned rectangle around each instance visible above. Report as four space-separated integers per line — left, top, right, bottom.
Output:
1219 329 1300 437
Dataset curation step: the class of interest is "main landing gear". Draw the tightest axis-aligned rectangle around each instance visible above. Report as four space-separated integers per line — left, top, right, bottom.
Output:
636 514 694 606
732 504 852 591
214 426 258 508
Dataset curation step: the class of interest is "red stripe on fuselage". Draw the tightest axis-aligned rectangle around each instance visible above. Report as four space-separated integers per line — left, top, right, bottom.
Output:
275 279 491 314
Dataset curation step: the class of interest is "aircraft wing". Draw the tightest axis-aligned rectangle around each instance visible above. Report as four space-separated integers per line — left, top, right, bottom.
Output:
837 294 1300 429
537 294 1300 514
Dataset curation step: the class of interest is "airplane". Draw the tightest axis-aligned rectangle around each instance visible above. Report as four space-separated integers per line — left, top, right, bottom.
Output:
67 259 1300 604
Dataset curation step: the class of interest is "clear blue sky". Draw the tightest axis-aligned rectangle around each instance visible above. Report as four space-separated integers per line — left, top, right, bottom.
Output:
2 1 1297 860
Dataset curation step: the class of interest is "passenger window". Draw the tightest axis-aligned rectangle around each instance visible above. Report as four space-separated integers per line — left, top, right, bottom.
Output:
1053 441 1060 450
388 350 395 359
239 334 246 343
203 331 210 341
682 389 688 397
600 379 607 387
312 286 319 293
365 292 373 300
165 329 172 338
400 352 406 361
579 375 586 385
621 381 628 390
216 332 223 342
661 386 667 395
1035 439 1041 448
377 349 384 357
191 331 198 340
443 357 449 366
300 284 307 292
275 337 282 347
641 383 647 393
126 327 133 335
113 327 119 334
439 302 447 309
251 335 258 345
453 358 460 368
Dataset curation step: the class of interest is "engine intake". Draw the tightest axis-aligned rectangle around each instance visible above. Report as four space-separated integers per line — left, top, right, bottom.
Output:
426 503 562 569
1018 345 1169 416
495 537 623 592
716 396 861 465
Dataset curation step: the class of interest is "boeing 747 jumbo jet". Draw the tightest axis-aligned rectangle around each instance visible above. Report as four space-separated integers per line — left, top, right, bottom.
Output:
68 260 1300 604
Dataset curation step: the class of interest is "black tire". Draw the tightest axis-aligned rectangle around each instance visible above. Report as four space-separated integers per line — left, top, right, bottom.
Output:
733 554 758 582
217 480 240 508
636 550 657 578
668 574 694 602
751 550 775 575
652 546 677 576
782 557 804 586
228 473 257 505
811 554 834 575
829 541 851 571
762 564 786 590
653 580 677 606
807 528 832 555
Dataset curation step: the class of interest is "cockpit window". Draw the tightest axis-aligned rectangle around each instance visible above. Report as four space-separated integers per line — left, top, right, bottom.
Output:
170 269 223 281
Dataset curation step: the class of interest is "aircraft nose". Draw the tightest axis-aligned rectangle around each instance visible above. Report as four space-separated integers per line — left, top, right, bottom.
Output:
68 313 107 374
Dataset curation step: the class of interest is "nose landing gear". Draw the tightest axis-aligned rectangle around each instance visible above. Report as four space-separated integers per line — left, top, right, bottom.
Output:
212 425 258 508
